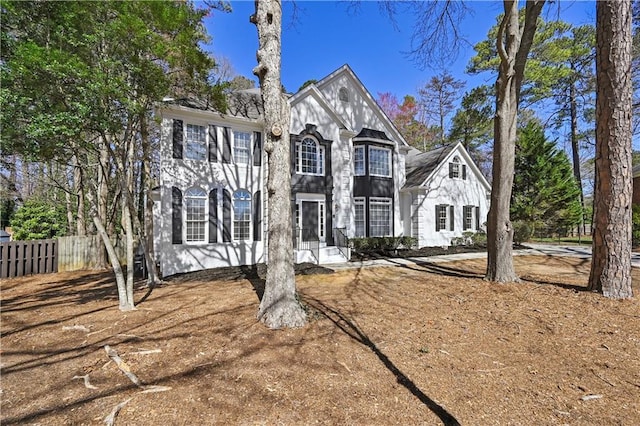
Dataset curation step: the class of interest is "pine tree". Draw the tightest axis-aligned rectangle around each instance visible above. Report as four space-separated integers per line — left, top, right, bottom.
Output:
511 122 583 239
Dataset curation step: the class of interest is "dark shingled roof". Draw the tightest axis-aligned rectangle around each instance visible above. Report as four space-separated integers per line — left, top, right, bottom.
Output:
355 128 391 141
163 88 264 120
403 144 456 189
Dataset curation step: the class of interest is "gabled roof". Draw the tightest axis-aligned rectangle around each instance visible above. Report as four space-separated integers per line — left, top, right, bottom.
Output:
290 64 410 149
289 83 353 133
633 164 640 178
403 142 491 191
161 87 264 120
404 145 456 189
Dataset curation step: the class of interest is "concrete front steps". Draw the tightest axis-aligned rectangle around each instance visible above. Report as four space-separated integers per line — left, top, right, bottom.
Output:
294 246 350 265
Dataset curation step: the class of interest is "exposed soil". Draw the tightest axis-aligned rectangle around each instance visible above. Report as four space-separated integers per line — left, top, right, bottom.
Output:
2 255 639 425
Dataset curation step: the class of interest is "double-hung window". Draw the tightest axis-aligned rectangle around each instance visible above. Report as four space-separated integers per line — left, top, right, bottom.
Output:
296 137 324 175
233 131 251 164
233 190 251 241
369 146 391 177
354 146 365 176
449 156 466 179
436 204 454 232
354 198 366 237
185 124 207 161
369 198 392 237
463 206 473 230
185 188 207 242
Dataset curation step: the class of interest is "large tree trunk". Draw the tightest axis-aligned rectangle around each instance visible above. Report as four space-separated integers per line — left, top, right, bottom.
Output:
95 137 110 268
252 0 306 329
485 0 544 283
588 0 634 299
93 216 134 310
73 154 87 236
140 112 160 285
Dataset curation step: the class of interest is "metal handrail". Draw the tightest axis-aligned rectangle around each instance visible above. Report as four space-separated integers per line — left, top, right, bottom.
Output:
333 227 349 260
294 227 320 264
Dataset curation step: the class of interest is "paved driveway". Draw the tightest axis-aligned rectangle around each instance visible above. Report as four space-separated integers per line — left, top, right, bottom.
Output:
524 243 640 269
333 243 640 270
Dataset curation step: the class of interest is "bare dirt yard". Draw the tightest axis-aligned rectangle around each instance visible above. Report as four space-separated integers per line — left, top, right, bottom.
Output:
1 255 639 425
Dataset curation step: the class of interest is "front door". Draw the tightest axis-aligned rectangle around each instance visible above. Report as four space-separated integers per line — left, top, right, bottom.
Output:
301 201 319 242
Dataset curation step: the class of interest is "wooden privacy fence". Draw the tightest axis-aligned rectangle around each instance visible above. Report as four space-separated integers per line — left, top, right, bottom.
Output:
1 235 126 279
0 239 58 279
57 235 104 272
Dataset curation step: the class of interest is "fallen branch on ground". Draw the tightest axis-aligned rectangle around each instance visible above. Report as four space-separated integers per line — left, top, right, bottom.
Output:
128 349 162 356
104 345 142 387
104 398 132 426
62 325 91 332
72 374 98 389
104 345 172 394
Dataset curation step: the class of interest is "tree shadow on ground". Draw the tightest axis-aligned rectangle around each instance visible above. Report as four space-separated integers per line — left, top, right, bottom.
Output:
302 296 461 426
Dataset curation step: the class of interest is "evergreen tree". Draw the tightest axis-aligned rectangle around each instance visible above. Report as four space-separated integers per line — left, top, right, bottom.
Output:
10 199 67 241
511 122 583 238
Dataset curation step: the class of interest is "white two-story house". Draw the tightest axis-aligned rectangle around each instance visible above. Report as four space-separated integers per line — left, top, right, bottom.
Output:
153 65 491 277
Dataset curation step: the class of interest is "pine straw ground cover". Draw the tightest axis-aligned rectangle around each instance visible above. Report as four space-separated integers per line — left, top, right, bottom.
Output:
1 256 639 425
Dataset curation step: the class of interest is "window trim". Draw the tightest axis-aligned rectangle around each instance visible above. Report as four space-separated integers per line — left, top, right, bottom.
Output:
449 156 461 179
295 136 325 176
369 197 392 237
436 204 454 232
354 197 366 238
368 146 392 178
184 187 207 243
354 145 365 176
184 123 207 161
233 130 252 165
232 189 252 241
463 205 473 231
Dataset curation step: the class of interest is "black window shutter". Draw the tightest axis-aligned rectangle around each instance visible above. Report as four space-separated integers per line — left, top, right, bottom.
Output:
209 125 218 162
435 205 440 232
171 187 182 244
448 163 453 178
449 205 454 231
253 132 262 166
475 206 480 230
222 127 232 163
172 119 183 159
462 164 467 180
209 189 217 243
463 206 469 231
253 191 261 241
223 189 232 242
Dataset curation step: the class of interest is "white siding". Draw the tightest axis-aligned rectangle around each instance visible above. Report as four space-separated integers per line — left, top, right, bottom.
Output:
412 147 490 247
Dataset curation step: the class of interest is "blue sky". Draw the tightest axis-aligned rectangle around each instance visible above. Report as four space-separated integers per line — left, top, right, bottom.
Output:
205 1 596 99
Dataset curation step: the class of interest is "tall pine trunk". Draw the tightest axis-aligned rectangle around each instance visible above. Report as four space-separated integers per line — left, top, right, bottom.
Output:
485 0 544 282
569 76 587 236
252 0 306 329
588 0 633 299
140 112 160 285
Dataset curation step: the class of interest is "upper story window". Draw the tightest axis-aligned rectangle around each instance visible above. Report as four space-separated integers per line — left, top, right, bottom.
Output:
354 146 365 176
339 87 349 102
185 187 207 242
449 156 467 179
295 137 324 175
368 146 391 177
233 190 251 241
185 124 207 161
233 131 251 164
